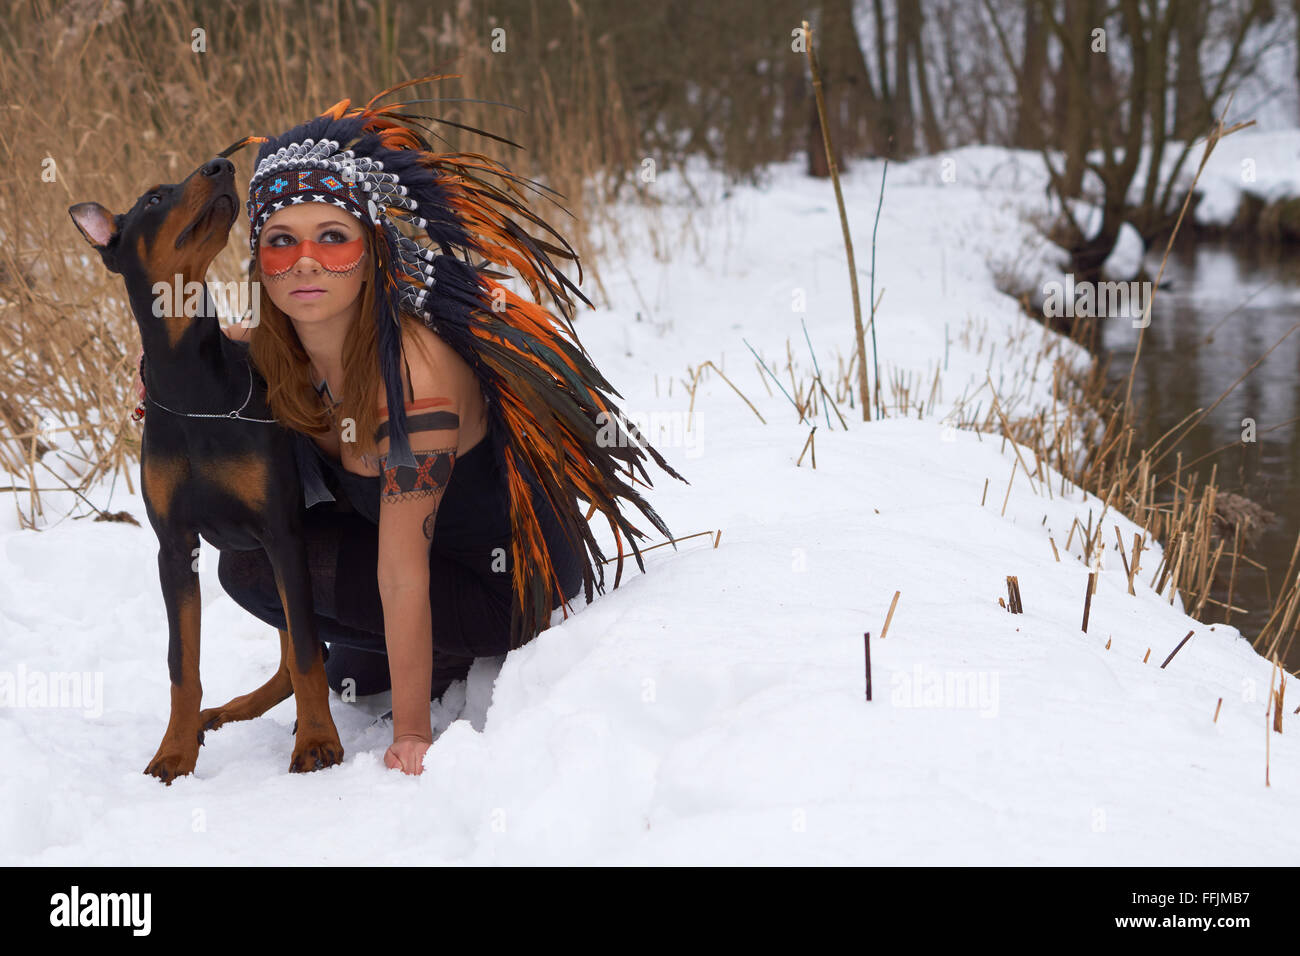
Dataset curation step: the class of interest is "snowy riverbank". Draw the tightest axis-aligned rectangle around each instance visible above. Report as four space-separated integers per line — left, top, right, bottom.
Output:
3 151 1298 865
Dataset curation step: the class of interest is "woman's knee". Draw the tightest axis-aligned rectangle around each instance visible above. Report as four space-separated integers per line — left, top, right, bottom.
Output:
323 642 392 696
217 548 286 627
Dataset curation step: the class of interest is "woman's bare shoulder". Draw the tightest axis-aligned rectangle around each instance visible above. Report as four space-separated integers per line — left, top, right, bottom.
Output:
404 320 460 368
373 321 466 413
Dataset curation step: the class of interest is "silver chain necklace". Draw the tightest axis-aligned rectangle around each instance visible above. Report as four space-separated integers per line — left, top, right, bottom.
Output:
143 355 280 423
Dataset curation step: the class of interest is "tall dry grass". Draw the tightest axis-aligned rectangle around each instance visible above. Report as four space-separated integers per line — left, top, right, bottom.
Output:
0 0 645 527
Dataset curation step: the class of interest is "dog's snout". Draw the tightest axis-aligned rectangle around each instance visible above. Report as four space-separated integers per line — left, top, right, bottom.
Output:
201 158 234 178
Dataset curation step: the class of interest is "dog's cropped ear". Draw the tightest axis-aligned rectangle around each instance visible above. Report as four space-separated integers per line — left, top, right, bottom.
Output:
69 202 123 272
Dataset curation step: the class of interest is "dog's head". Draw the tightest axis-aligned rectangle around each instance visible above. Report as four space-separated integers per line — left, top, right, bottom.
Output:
69 157 239 284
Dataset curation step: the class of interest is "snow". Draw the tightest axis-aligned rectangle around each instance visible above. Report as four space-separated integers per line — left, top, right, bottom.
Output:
3 151 1298 865
1127 129 1300 228
1102 224 1147 280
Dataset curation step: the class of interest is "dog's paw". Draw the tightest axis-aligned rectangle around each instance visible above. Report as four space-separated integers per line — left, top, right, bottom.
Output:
198 706 231 738
289 735 344 773
143 745 199 785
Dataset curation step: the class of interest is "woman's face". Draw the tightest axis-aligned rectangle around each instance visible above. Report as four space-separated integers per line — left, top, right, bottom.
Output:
257 202 367 321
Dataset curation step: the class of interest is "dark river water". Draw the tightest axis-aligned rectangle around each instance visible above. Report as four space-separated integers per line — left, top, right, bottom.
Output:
1100 239 1300 669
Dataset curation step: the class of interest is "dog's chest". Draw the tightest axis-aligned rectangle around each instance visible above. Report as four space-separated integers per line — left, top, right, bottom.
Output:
140 421 296 535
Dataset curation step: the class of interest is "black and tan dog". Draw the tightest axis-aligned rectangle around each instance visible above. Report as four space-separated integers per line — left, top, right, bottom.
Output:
70 157 343 783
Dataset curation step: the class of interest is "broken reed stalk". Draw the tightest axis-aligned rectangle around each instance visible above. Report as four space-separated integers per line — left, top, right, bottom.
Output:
1258 570 1300 662
796 426 817 468
1128 533 1142 596
1267 656 1277 786
801 318 831 431
1226 523 1241 626
786 341 804 421
802 19 870 422
986 373 1040 495
1049 537 1060 562
1114 524 1131 584
1192 539 1225 619
867 165 887 419
694 360 767 425
1000 459 1017 517
1005 576 1023 614
1159 630 1194 669
864 631 872 701
598 529 718 564
1081 572 1097 632
880 590 901 639
743 338 803 419
1275 671 1286 734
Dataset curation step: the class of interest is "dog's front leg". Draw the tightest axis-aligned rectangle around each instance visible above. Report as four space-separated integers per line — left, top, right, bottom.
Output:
268 538 344 772
144 535 204 784
197 627 294 735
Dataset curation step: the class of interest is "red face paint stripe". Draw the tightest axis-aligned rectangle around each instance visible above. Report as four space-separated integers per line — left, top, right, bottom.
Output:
259 237 364 276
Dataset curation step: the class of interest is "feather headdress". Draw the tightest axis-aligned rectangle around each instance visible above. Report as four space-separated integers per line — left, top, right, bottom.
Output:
222 72 688 648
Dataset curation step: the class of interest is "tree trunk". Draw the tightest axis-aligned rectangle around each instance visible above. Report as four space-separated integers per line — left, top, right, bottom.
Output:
1295 0 1300 124
872 0 898 154
807 0 872 176
1015 0 1047 149
894 0 918 156
912 0 945 153
1173 1 1210 137
1059 0 1089 197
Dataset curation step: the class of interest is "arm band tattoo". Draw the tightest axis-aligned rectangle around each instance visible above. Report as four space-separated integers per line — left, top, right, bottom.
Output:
379 448 456 504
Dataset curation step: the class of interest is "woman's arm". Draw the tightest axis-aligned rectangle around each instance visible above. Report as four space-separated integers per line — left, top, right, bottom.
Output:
373 376 460 770
376 413 457 736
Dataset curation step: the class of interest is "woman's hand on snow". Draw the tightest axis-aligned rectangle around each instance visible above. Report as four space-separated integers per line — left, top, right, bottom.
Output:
384 733 432 775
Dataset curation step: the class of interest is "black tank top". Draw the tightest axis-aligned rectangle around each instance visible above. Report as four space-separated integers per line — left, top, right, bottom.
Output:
294 425 513 562
292 419 583 605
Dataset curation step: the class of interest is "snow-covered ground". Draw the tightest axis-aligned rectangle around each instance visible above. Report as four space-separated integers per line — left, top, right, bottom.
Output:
1119 127 1300 228
3 152 1298 865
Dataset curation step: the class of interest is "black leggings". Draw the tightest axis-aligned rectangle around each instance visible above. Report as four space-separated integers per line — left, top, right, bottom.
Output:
216 501 584 697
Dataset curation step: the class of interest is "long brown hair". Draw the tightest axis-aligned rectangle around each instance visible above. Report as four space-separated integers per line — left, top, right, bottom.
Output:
247 224 433 461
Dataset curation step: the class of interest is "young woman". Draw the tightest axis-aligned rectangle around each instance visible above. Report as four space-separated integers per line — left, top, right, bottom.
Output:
213 198 588 776
136 77 686 776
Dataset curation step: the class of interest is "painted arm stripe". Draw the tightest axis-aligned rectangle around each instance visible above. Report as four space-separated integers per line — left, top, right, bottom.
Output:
377 397 453 416
374 410 460 443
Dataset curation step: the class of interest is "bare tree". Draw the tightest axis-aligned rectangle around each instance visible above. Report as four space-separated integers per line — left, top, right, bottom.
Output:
986 0 1271 299
1014 0 1048 148
807 0 875 175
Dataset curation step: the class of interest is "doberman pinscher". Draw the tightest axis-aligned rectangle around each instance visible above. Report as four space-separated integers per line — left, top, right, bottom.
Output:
69 156 343 783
